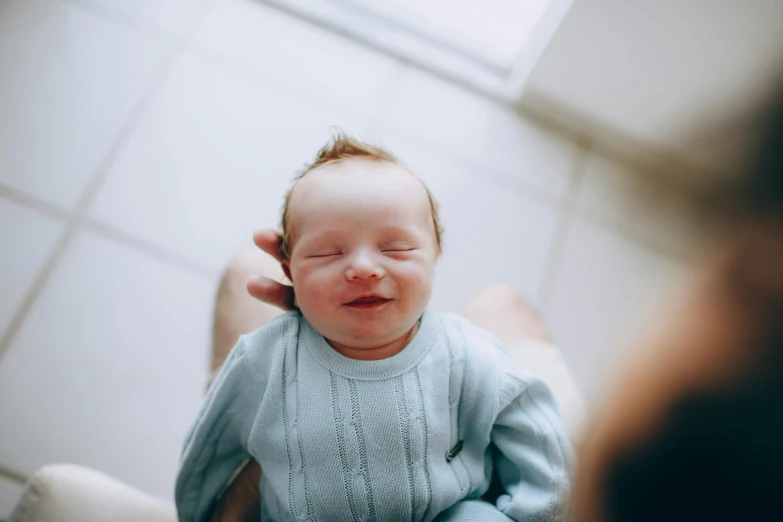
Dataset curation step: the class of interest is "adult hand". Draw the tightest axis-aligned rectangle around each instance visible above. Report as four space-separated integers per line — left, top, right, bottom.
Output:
246 228 295 310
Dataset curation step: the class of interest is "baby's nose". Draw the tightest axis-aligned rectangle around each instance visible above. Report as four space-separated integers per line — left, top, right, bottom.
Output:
345 252 385 280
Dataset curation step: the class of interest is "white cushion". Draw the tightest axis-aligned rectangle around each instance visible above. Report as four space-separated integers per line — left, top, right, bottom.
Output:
9 464 175 522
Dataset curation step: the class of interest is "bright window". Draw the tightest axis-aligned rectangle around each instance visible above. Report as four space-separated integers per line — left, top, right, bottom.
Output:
262 0 574 101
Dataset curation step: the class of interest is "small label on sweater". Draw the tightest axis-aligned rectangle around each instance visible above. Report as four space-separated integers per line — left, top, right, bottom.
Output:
446 440 464 462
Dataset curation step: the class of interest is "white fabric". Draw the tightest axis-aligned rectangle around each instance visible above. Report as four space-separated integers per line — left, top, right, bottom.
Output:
8 464 175 522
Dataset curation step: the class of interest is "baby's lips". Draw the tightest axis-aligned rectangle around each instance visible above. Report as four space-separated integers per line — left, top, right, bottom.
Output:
345 295 391 305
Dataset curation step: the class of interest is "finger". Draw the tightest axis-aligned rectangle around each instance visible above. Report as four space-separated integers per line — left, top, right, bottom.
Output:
252 229 283 261
247 274 296 311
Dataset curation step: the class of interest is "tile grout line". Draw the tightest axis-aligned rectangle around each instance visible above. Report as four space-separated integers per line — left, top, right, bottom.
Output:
0 184 71 223
536 137 593 315
81 218 219 281
0 186 219 280
0 38 188 363
0 184 219 284
380 123 568 209
0 462 28 485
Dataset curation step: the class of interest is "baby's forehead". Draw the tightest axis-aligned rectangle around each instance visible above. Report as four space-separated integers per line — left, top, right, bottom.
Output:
302 158 414 185
288 159 433 227
293 159 429 206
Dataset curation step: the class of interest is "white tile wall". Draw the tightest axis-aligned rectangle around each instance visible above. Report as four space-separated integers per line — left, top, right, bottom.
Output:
378 67 578 198
0 200 65 340
544 217 687 401
0 231 214 499
193 0 401 117
0 0 170 210
74 0 209 36
89 53 368 272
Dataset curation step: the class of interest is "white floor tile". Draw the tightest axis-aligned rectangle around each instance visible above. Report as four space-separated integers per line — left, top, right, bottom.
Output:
78 0 209 36
0 231 215 500
193 0 400 116
0 199 65 340
89 54 368 272
378 67 578 198
543 218 687 401
575 150 707 259
0 475 24 518
375 133 561 313
0 0 170 210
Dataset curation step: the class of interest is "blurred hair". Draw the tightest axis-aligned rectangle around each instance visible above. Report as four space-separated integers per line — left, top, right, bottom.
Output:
603 87 783 521
743 94 783 218
280 131 444 260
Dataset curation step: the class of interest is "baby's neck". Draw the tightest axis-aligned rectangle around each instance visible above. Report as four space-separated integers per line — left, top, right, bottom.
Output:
326 321 420 361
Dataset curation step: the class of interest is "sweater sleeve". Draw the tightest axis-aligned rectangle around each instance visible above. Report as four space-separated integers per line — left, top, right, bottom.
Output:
175 335 263 522
490 374 574 522
434 499 514 521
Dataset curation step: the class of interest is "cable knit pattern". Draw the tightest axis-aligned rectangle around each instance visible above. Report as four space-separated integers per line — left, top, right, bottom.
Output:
176 311 573 522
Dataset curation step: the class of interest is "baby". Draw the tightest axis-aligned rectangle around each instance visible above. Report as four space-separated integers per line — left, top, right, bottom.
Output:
176 134 574 522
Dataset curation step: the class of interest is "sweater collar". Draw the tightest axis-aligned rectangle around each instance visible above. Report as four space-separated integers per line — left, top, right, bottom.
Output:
301 310 437 380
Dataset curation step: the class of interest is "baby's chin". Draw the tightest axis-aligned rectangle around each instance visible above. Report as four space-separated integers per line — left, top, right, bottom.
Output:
322 316 422 351
330 329 408 349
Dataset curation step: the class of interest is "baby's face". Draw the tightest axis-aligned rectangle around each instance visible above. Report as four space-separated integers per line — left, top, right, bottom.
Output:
283 159 439 352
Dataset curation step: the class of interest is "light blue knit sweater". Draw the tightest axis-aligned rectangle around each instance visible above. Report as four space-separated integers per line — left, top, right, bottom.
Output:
176 310 573 522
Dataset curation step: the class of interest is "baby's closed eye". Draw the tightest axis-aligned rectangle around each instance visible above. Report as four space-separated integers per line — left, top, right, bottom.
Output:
306 250 343 258
380 243 417 253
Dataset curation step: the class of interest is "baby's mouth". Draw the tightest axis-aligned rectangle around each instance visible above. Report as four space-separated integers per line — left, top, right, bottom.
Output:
345 295 392 308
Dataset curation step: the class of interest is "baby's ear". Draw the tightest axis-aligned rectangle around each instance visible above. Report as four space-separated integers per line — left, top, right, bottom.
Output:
281 260 297 307
281 260 293 283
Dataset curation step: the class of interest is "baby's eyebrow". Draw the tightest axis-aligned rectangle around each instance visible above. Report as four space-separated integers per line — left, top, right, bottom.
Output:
378 225 421 236
296 232 343 247
312 229 345 238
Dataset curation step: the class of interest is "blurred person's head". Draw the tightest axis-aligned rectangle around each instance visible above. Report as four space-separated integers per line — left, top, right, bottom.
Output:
576 88 783 520
279 133 443 359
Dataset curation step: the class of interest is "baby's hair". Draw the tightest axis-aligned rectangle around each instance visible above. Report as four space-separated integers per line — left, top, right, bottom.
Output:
280 131 444 260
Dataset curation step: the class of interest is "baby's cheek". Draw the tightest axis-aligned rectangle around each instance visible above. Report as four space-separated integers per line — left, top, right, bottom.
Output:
397 264 432 287
296 271 335 305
